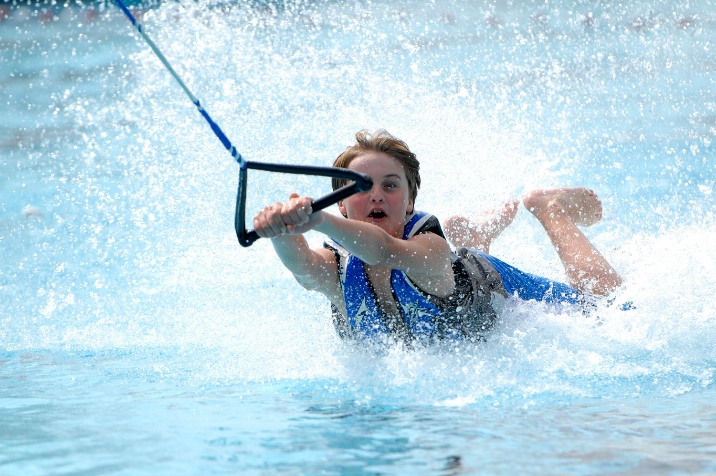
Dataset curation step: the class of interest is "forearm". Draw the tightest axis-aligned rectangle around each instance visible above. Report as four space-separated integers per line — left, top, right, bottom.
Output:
313 213 451 277
271 234 324 279
313 213 392 266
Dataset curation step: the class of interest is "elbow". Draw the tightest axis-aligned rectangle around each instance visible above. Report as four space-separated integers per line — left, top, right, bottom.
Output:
361 252 388 267
293 273 320 291
359 236 393 267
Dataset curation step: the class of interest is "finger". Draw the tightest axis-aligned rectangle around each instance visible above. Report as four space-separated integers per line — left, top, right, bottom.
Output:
282 196 312 226
262 203 285 236
288 221 310 234
282 200 303 225
255 212 276 238
253 215 268 238
294 207 309 224
296 197 313 223
270 205 289 235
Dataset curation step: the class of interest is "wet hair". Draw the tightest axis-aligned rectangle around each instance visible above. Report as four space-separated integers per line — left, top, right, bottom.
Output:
332 129 421 203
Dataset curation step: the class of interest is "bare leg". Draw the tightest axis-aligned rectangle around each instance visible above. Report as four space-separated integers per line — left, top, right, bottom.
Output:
444 199 519 254
523 188 622 295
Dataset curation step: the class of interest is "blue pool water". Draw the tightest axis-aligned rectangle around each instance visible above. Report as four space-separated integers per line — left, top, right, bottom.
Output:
1 0 715 473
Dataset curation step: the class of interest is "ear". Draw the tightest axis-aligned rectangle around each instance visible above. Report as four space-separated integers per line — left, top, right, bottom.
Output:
338 201 347 218
407 198 415 215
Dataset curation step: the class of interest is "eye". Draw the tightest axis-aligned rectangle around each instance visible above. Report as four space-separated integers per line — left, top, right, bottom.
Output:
384 181 398 189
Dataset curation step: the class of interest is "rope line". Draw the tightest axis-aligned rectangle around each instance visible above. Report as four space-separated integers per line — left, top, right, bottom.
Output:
112 0 373 247
113 0 246 169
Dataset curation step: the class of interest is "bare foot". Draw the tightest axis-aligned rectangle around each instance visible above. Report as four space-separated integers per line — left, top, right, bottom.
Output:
523 188 602 227
444 199 519 252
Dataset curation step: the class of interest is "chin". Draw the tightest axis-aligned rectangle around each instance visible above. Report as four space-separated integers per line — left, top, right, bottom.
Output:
378 222 402 236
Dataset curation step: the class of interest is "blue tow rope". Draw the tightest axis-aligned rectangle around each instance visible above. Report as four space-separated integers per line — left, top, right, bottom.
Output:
113 0 246 169
112 0 373 247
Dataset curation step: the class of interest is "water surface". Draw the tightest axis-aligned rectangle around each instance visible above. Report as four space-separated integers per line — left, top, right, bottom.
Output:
1 0 715 473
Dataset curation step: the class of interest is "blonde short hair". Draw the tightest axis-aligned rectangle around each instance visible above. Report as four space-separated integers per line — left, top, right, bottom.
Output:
332 129 421 202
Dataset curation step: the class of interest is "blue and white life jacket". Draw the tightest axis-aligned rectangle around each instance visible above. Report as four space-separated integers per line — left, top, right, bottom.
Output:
324 212 447 342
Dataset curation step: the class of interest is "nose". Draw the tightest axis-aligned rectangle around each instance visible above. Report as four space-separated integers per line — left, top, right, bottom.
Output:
369 184 384 202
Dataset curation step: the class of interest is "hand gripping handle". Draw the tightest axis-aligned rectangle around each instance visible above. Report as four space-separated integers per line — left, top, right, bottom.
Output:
235 162 373 247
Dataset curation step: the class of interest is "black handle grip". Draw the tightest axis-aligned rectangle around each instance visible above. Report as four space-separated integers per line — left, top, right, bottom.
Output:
235 161 373 247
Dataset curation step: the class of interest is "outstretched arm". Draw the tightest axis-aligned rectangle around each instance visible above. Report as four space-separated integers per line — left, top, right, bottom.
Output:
315 212 454 297
253 194 338 295
254 194 454 297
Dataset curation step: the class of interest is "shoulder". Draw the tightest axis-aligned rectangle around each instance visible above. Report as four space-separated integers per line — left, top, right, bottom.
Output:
404 211 446 240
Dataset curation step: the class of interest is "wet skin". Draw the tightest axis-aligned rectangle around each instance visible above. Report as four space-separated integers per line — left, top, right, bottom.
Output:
338 152 415 238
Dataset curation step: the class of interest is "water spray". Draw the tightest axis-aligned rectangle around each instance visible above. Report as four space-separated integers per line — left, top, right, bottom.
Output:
112 0 373 247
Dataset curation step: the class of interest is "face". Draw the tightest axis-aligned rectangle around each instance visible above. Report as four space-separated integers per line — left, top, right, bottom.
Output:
338 152 414 238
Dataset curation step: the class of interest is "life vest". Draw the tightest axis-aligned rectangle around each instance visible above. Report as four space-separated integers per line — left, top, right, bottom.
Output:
324 212 444 342
324 212 507 344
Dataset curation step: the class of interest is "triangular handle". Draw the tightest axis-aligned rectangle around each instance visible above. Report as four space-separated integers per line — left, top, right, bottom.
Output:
235 161 373 247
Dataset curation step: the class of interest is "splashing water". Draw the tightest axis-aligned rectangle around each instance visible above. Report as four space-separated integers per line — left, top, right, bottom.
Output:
1 0 715 473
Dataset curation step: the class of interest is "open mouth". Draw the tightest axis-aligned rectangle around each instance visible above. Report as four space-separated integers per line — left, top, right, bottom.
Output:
368 210 387 219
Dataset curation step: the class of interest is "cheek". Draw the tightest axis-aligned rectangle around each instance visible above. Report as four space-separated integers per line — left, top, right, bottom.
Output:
343 197 357 209
342 195 364 213
389 192 410 208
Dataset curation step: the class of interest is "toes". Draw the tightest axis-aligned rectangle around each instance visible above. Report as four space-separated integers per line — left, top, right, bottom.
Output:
504 199 520 219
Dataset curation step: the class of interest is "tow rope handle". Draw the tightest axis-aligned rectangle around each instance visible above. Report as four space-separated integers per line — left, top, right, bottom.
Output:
235 163 372 247
112 0 373 247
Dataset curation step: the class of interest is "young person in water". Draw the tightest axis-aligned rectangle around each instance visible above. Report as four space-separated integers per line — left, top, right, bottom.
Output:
253 130 622 345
